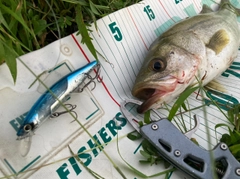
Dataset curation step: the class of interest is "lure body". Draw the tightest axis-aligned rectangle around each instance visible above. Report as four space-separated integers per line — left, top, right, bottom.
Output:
17 61 98 140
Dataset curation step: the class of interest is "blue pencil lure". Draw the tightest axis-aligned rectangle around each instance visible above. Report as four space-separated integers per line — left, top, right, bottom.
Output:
17 61 100 156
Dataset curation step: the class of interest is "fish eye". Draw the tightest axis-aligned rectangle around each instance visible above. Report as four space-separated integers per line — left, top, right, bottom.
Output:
150 58 167 72
23 124 32 132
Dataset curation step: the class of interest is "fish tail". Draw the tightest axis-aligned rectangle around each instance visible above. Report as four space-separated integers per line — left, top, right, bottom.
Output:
220 0 240 16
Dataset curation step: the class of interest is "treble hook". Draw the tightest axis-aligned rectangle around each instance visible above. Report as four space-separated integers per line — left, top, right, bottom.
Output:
78 64 102 92
95 64 103 83
50 104 78 119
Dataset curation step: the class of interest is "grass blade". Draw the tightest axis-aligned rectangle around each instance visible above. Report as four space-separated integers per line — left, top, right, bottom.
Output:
75 4 98 59
168 86 199 120
68 145 105 179
62 0 88 6
0 3 39 49
144 110 151 124
1 41 17 83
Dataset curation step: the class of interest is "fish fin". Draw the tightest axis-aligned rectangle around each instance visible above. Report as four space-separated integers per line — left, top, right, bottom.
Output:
205 80 227 93
200 4 213 13
206 29 230 55
220 0 240 16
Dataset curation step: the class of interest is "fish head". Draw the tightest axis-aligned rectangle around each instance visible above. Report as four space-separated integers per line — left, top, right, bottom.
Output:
17 114 39 140
132 41 200 113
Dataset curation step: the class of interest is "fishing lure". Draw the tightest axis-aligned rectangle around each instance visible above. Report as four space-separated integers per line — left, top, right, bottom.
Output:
17 61 100 152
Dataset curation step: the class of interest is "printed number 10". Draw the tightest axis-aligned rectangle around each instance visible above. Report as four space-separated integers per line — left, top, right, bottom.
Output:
144 5 155 21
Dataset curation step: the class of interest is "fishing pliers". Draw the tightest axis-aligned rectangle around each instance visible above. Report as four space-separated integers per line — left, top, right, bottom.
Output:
120 99 240 179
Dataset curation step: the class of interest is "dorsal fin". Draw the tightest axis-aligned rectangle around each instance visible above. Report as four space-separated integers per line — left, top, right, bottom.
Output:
200 4 213 14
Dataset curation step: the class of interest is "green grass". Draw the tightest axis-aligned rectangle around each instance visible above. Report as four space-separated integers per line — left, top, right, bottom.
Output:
0 0 140 83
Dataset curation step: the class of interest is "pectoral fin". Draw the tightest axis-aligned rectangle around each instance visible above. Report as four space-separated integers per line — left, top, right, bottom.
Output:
206 29 230 55
205 80 226 93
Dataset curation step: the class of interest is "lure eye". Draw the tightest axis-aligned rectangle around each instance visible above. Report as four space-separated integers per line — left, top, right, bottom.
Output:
150 58 167 72
23 124 32 132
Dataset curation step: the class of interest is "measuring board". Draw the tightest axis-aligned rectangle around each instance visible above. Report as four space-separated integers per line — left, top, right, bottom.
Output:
0 0 240 178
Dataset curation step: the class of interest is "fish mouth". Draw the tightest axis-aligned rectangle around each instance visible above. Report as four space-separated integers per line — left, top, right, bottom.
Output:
132 79 178 113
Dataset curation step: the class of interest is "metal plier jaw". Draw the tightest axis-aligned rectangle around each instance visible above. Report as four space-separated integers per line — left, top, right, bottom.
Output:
120 99 240 179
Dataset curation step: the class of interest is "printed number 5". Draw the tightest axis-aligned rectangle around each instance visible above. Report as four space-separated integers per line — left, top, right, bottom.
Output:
144 5 155 21
109 22 123 41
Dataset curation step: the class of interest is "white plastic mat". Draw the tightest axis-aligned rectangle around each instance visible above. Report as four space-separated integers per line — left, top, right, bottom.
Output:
0 0 240 178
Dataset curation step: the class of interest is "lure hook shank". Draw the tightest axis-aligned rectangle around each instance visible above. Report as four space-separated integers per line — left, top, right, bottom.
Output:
50 104 77 118
78 63 102 92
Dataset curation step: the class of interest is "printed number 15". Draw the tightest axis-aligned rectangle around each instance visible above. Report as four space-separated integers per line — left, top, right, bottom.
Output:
175 0 183 4
144 5 155 21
